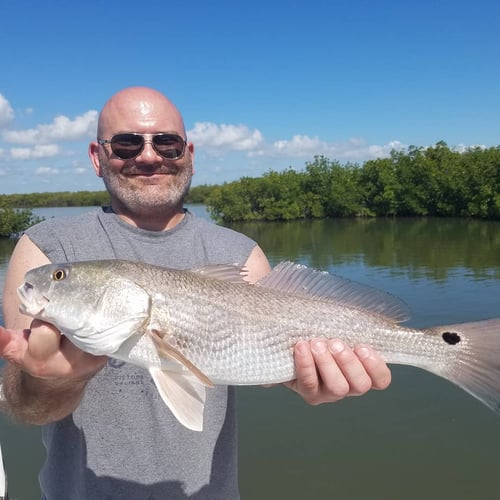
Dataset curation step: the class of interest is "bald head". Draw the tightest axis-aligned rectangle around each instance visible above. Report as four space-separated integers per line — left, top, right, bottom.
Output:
97 87 186 140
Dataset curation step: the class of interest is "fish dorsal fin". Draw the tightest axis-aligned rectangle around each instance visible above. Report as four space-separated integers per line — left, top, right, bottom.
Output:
257 261 410 322
149 367 206 431
150 330 214 388
189 264 248 283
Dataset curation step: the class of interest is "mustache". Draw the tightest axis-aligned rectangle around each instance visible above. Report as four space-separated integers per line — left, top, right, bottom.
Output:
121 164 187 175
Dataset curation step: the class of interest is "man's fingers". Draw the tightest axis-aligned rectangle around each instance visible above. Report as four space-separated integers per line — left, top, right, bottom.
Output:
285 339 392 405
354 344 392 390
283 340 319 402
310 340 351 400
0 326 29 364
1 322 107 380
324 340 372 396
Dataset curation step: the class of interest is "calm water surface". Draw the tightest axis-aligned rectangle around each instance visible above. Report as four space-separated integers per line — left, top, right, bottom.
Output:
1 207 499 499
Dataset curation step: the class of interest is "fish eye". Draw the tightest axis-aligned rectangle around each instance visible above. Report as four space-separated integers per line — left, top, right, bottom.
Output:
52 269 67 281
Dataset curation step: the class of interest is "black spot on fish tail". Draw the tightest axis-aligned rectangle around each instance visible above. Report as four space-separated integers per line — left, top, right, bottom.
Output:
424 319 500 414
442 331 461 345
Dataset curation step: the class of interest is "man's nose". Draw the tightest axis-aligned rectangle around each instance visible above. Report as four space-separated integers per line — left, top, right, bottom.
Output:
135 140 162 162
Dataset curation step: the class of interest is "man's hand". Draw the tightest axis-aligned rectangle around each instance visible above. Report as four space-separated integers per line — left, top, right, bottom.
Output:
0 320 107 381
0 321 107 424
285 339 391 405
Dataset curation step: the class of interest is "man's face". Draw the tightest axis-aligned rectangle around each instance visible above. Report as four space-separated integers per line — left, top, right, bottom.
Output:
92 95 194 216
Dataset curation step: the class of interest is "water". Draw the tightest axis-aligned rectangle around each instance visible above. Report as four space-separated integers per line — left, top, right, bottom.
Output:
232 218 500 500
1 209 500 499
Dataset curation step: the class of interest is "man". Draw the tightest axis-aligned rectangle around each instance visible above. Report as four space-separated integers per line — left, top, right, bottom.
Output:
0 87 391 498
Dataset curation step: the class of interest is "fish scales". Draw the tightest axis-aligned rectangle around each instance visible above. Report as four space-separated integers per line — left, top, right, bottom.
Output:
147 273 391 382
146 274 446 383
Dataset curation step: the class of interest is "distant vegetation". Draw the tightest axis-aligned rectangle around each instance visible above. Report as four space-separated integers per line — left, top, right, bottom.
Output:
0 191 110 237
0 206 43 237
207 142 500 222
0 190 111 209
1 142 499 236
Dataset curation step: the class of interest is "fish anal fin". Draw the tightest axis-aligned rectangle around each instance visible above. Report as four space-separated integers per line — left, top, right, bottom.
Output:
150 329 215 388
149 367 206 431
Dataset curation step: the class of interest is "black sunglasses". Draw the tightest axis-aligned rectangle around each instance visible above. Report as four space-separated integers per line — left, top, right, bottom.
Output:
98 133 187 160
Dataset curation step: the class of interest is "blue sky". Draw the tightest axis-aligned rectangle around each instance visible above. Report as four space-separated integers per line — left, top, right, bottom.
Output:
1 0 499 194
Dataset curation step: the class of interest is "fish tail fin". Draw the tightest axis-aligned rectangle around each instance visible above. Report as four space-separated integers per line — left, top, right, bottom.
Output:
426 318 500 413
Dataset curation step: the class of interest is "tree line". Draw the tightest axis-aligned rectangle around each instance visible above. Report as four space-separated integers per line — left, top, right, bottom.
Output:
207 142 500 222
0 190 111 209
1 142 499 236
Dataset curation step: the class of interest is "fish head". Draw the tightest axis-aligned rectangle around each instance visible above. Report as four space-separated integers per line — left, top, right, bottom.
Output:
17 261 151 355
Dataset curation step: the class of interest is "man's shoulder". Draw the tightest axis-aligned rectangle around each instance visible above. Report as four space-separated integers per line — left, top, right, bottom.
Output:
26 208 103 236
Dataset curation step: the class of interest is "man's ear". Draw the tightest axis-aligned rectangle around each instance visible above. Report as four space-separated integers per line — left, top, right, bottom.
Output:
188 142 195 175
88 142 103 177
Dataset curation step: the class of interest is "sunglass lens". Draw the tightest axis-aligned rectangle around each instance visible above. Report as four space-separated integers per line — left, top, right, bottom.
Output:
153 134 185 159
111 134 144 159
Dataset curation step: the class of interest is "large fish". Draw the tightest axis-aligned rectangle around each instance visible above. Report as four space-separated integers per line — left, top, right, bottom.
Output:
17 260 500 431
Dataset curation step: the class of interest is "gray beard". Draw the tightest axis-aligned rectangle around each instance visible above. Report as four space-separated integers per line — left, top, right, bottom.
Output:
100 166 193 215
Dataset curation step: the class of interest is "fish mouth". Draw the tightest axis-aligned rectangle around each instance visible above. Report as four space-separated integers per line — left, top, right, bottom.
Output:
17 282 49 317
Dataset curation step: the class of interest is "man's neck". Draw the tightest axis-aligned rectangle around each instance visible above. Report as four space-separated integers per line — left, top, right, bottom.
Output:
111 203 186 231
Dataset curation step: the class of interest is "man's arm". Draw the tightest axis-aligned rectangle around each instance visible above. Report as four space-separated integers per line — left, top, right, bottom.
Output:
244 246 392 403
1 235 106 425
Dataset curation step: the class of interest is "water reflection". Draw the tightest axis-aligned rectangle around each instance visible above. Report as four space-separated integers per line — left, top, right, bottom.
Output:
229 217 500 281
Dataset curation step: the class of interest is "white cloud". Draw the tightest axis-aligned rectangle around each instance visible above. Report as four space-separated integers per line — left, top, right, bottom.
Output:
188 122 264 154
0 93 14 127
2 110 97 144
35 166 60 176
454 143 486 153
187 121 406 163
335 139 406 161
269 135 406 161
10 144 60 159
272 135 326 156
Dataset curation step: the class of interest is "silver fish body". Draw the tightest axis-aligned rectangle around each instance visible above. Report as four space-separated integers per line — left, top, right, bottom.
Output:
17 260 500 430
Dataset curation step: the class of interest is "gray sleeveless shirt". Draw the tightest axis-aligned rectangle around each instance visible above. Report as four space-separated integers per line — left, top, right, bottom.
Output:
26 207 257 500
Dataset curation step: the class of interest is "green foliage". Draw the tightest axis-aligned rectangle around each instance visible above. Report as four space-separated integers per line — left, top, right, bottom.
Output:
0 206 43 237
206 143 500 222
0 190 110 237
185 184 217 204
209 170 309 222
302 157 367 217
0 190 110 208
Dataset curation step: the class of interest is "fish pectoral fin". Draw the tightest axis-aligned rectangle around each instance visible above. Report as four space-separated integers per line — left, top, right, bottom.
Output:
149 367 206 432
150 329 215 388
